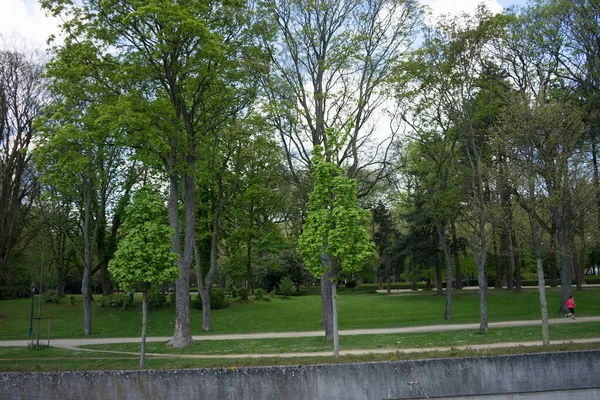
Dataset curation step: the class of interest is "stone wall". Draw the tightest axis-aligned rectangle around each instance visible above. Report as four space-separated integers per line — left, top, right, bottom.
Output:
1 350 599 400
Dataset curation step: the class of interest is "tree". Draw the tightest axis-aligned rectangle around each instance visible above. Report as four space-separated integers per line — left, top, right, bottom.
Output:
109 186 178 369
261 0 422 340
298 136 374 357
372 201 398 294
43 0 265 347
0 45 45 297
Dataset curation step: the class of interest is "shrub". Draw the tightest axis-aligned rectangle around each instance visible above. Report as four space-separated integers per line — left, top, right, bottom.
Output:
237 287 249 301
254 288 265 301
585 276 600 285
43 290 61 304
147 291 166 310
97 294 130 309
192 289 228 310
227 281 237 298
69 295 76 306
168 290 176 304
280 277 295 298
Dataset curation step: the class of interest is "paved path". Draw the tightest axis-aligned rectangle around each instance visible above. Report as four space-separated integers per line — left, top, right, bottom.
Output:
1 317 599 359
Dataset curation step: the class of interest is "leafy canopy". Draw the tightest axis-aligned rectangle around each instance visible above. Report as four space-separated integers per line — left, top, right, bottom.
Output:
298 141 374 279
109 186 179 291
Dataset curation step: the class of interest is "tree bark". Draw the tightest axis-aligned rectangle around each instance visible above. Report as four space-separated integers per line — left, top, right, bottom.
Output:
511 232 522 292
554 212 573 314
435 258 443 296
320 271 333 340
438 225 452 321
140 287 148 369
331 279 339 358
549 224 558 287
167 168 193 348
451 223 462 289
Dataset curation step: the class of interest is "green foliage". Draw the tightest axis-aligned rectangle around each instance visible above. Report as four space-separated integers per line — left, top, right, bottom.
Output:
69 295 76 306
147 291 166 310
237 287 249 301
97 294 131 309
253 288 265 300
192 289 228 310
43 291 61 304
279 277 295 298
108 186 179 293
298 142 374 280
227 281 238 298
168 291 176 304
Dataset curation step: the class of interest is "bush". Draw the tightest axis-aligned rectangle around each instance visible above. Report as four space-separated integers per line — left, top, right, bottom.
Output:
585 276 600 285
69 295 76 306
192 289 228 310
280 277 295 298
43 290 61 304
237 287 249 301
168 290 176 304
97 294 130 309
227 281 237 298
254 288 265 301
337 284 377 294
345 280 357 288
147 291 166 310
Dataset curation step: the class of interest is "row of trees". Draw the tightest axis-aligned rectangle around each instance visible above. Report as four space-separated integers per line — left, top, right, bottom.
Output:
1 0 598 349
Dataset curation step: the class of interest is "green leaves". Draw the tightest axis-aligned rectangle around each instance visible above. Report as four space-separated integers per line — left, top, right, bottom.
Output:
108 186 179 292
298 144 374 279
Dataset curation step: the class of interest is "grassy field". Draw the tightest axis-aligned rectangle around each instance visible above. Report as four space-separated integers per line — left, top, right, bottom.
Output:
82 322 600 355
1 287 599 372
1 342 599 372
1 287 599 340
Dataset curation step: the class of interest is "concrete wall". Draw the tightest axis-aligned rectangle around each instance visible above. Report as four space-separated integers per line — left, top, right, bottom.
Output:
2 350 599 400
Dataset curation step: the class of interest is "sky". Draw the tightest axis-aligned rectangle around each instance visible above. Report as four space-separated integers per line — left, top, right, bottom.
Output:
1 0 531 51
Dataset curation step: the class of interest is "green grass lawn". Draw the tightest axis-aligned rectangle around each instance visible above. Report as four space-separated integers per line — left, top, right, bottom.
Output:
81 322 600 355
1 287 599 340
1 342 599 372
1 288 599 372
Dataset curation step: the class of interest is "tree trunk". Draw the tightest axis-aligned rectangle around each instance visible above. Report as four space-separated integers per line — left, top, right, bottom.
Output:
200 289 211 332
81 268 92 336
331 279 339 358
451 223 462 290
168 170 193 348
140 287 148 369
592 140 600 229
555 213 573 314
320 272 333 340
549 225 558 287
438 225 452 321
511 232 522 292
435 258 443 296
247 240 253 292
536 255 550 346
492 224 502 289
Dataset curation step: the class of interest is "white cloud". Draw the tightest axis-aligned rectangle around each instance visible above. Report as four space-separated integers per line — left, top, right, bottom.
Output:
0 0 62 51
420 0 503 21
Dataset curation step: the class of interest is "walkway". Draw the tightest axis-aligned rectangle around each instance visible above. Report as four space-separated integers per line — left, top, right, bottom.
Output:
1 317 599 359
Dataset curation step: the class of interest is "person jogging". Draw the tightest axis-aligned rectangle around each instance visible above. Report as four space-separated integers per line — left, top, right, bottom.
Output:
566 295 576 319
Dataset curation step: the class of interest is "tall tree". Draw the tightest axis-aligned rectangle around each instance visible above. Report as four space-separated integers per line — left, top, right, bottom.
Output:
0 45 45 296
262 0 422 339
298 135 374 357
43 0 265 347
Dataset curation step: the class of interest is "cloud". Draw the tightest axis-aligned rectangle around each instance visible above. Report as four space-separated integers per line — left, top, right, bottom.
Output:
420 0 503 21
0 0 62 51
